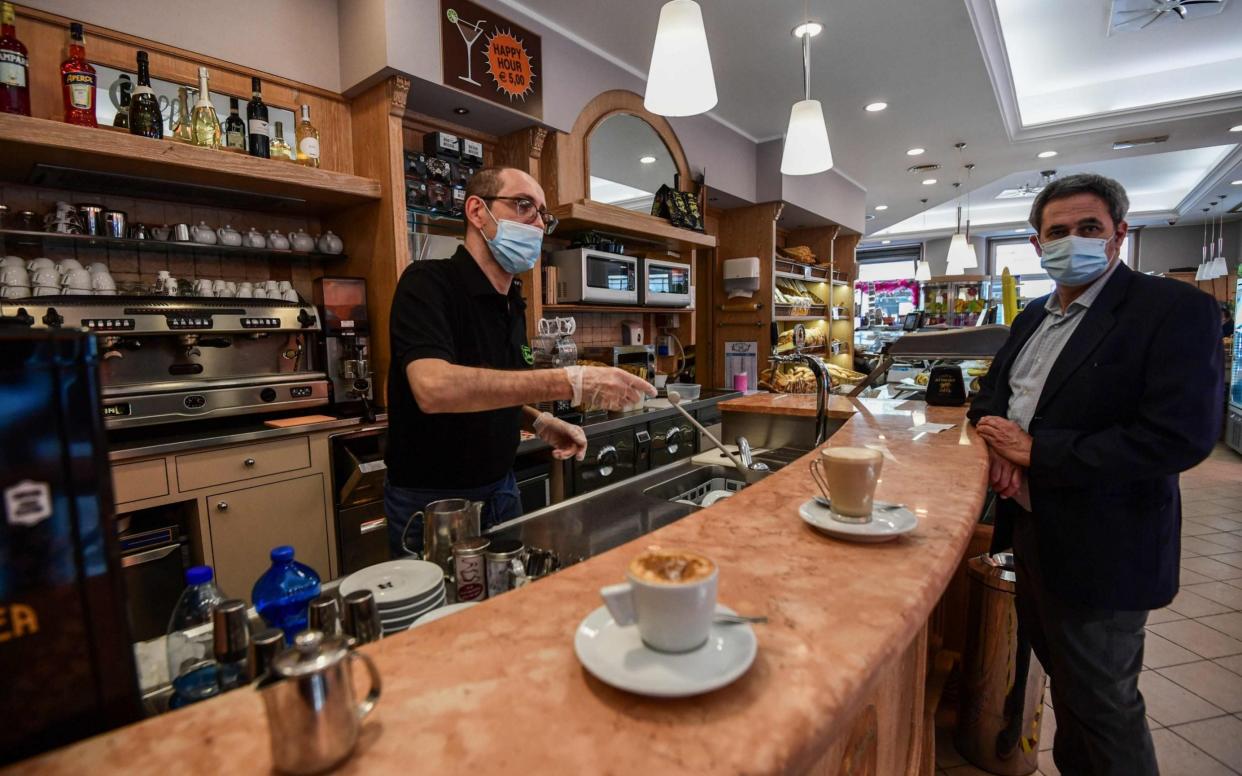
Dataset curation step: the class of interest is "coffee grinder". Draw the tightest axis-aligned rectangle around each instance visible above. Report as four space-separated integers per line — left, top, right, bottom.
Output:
313 277 374 420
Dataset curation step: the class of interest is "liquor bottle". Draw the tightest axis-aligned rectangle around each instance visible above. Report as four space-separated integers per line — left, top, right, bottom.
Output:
189 66 220 149
111 74 131 128
0 1 30 116
270 120 293 161
60 22 96 126
128 50 163 139
294 104 320 168
170 86 192 143
223 97 245 152
245 76 269 158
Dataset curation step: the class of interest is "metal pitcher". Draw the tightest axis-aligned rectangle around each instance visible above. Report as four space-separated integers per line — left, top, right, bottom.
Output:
258 630 381 775
402 498 482 575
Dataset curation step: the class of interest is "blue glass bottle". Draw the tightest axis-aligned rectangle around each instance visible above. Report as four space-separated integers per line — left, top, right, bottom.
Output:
252 545 320 643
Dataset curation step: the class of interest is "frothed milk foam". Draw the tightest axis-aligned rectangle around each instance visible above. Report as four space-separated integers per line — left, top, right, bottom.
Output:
821 447 884 517
628 548 715 585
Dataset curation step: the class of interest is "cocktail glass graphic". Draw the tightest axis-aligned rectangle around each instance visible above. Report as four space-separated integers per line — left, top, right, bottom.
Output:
447 9 486 86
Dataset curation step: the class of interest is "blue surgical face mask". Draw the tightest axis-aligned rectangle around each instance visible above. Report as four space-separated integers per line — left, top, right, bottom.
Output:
484 205 543 274
1039 235 1112 286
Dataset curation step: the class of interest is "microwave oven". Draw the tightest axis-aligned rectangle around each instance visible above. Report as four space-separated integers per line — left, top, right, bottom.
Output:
548 248 639 305
641 258 692 307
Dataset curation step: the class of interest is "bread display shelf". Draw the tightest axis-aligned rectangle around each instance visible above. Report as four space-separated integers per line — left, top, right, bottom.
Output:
542 304 694 315
0 114 381 215
548 200 716 252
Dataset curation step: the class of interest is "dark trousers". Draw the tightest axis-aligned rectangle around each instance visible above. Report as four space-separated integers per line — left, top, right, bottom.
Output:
383 471 522 558
1013 513 1157 776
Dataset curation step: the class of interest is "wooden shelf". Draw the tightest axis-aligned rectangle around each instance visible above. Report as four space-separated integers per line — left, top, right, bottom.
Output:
542 304 694 315
774 314 829 322
548 200 717 252
0 114 382 215
0 229 347 261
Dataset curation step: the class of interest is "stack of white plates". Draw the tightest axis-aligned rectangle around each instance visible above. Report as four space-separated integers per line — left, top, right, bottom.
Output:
338 559 446 636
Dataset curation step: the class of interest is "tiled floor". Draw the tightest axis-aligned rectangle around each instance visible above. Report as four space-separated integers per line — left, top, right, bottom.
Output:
937 444 1242 776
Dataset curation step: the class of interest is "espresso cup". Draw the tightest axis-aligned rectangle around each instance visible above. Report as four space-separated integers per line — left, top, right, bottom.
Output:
809 446 884 522
62 268 92 290
1 266 29 287
57 258 83 274
600 548 718 652
27 257 55 272
2 285 31 299
31 268 59 287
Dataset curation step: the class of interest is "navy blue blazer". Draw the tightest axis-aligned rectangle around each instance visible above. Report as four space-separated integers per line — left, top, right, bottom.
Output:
968 263 1223 610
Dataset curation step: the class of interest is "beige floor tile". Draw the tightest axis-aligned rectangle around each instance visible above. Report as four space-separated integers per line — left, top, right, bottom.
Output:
1216 552 1242 570
1168 589 1234 618
1187 536 1241 556
1141 671 1228 726
1185 503 1242 519
1172 716 1242 772
1158 660 1242 712
1183 567 1223 585
1187 581 1242 610
1187 521 1225 537
1148 620 1242 659
1216 655 1242 677
1183 557 1242 581
1200 613 1242 641
1150 728 1236 776
1037 749 1059 775
1145 630 1205 667
1202 533 1242 552
935 727 967 768
1187 547 1206 559
1149 607 1187 625
1183 490 1222 504
1196 515 1242 532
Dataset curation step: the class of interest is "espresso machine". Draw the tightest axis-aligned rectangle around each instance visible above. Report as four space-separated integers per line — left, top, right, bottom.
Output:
313 277 374 419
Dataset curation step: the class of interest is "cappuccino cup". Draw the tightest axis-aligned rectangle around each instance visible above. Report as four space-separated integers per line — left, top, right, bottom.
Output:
810 446 884 522
600 548 718 652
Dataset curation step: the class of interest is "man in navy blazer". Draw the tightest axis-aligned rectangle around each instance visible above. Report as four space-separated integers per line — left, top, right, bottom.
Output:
968 173 1222 776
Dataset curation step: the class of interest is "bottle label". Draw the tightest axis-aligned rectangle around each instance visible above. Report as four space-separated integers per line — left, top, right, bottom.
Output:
298 136 320 159
225 130 245 149
248 119 269 137
66 72 95 109
0 51 28 87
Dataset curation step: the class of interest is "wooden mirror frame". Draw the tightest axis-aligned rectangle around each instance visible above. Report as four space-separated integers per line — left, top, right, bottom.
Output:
541 89 692 209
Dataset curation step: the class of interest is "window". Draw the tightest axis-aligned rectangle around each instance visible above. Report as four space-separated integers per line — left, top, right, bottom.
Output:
857 260 916 282
856 245 923 321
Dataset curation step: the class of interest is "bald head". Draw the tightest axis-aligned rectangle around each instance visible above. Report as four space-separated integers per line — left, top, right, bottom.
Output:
463 167 546 239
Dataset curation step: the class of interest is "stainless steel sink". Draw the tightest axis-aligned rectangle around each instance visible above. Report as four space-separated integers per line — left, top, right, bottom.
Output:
642 465 747 505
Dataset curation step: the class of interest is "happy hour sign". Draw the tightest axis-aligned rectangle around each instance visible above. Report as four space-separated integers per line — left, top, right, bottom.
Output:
441 0 543 120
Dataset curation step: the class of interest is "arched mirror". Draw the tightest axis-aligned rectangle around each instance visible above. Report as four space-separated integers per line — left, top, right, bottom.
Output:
588 113 677 213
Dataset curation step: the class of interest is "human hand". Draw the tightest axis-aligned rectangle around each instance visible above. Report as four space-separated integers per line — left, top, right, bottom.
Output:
977 416 1033 468
532 412 588 461
987 445 1023 499
564 365 657 411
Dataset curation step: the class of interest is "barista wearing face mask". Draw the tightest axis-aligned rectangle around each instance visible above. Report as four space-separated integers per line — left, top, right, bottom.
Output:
967 174 1223 776
383 166 656 557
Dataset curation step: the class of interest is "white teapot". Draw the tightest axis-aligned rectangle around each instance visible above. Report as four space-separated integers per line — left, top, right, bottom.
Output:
190 221 217 245
289 228 315 253
243 228 266 249
216 224 242 247
316 230 343 255
267 231 290 251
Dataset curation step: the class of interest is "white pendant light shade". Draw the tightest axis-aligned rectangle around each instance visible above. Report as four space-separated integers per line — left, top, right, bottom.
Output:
915 259 932 281
946 232 978 270
1210 256 1228 279
644 0 718 117
781 99 834 175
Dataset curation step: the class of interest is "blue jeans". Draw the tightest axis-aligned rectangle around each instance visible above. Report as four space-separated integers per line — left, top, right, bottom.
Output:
383 472 522 558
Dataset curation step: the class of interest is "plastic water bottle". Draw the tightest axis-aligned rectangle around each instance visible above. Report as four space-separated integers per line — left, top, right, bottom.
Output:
252 546 321 643
166 565 225 706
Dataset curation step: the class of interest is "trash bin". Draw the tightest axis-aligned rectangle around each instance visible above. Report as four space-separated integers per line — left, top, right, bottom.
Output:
956 552 1046 775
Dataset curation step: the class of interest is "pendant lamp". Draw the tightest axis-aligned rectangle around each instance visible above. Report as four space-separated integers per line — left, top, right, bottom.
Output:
915 258 932 281
780 24 833 175
1196 218 1209 281
945 198 977 272
644 0 718 117
1210 212 1228 279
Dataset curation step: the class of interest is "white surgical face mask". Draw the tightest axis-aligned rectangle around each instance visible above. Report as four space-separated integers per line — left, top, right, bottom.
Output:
484 204 543 274
1039 235 1111 286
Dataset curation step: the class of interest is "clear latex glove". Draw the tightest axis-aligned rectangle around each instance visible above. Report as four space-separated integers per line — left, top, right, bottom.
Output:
562 365 656 411
532 411 588 461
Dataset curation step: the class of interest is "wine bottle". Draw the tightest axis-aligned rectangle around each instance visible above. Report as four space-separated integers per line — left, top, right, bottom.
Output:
112 74 131 128
60 22 96 126
170 85 192 143
128 50 163 139
245 76 269 158
0 1 30 116
270 120 293 161
294 104 320 168
223 97 245 152
189 66 221 149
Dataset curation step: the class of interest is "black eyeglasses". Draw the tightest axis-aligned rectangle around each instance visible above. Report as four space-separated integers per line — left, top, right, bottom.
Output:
482 196 559 235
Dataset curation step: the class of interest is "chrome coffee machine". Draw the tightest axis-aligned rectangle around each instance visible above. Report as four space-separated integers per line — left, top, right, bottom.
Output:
313 277 374 418
0 294 329 428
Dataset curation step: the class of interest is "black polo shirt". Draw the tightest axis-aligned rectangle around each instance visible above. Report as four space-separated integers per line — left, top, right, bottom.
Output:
384 246 531 489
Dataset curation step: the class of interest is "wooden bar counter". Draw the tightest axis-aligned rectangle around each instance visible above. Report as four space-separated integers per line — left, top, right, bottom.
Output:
15 399 987 775
718 391 859 419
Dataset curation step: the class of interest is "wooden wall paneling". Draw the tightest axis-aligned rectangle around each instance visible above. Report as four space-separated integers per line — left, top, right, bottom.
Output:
13 4 354 174
713 203 782 388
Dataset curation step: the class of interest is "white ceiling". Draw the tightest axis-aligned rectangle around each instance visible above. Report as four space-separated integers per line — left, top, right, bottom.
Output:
503 0 1242 236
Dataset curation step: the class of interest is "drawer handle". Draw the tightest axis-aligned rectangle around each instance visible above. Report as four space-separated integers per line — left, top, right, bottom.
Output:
244 458 256 467
217 501 229 511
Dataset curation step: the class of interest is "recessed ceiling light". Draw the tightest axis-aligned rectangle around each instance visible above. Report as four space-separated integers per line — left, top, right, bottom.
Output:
453 107 469 115
792 21 823 38
1232 179 1242 185
874 204 888 211
639 155 656 164
907 147 925 156
1037 150 1057 158
881 240 892 245
865 102 888 112
1231 124 1242 133
922 178 937 185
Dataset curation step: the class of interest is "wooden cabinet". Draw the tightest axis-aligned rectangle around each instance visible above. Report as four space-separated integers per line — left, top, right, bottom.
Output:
175 437 310 492
205 473 331 599
111 458 169 505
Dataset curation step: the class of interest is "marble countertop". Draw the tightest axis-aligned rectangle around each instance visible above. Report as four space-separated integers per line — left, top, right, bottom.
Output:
718 391 858 419
16 398 986 775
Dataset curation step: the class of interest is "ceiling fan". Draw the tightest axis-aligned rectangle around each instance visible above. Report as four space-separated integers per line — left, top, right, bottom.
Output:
1112 0 1227 31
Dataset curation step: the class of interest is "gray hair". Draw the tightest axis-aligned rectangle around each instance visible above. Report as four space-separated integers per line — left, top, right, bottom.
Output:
1029 173 1129 233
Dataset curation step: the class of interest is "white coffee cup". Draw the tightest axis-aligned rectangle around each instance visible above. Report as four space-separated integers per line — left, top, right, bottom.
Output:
600 548 718 653
28 257 55 272
282 288 299 302
277 280 293 293
809 446 885 521
2 256 26 268
86 262 109 273
2 285 32 299
34 286 60 296
62 268 92 290
2 266 30 287
91 272 116 292
31 268 59 287
264 280 280 293
237 286 254 298
58 258 83 274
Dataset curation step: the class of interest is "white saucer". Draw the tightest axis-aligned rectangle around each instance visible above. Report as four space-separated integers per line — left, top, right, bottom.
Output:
574 604 757 698
411 601 478 628
376 586 446 617
380 592 446 625
339 559 444 608
797 498 918 543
